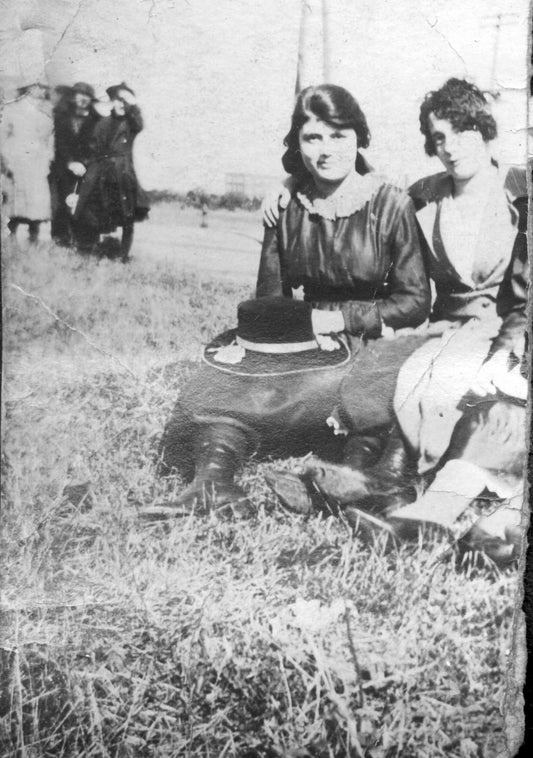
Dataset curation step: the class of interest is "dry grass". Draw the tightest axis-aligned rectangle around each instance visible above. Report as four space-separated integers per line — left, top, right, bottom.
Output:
1 224 525 757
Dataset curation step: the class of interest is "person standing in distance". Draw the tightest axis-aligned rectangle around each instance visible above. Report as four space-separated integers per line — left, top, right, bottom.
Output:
73 83 150 261
49 82 101 248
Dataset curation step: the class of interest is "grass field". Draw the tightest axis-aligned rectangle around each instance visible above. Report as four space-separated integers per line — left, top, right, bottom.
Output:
1 213 526 757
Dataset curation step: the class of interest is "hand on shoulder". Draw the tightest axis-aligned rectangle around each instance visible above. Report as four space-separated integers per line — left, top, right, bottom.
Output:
261 179 294 227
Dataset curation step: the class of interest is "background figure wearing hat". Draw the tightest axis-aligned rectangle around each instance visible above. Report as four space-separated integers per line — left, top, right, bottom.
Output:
150 84 430 519
49 82 101 248
73 83 150 261
1 83 53 242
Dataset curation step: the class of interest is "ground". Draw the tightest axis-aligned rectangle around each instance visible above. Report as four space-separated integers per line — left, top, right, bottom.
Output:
0 206 526 757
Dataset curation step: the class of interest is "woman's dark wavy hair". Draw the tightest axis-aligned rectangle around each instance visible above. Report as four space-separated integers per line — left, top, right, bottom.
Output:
282 84 371 180
420 78 497 156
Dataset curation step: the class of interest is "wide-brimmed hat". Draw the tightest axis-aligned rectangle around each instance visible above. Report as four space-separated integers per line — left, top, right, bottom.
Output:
106 82 135 100
72 81 96 99
203 297 351 377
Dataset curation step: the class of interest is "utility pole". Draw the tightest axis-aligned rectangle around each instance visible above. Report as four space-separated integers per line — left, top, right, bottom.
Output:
322 0 332 82
481 12 519 93
296 0 331 93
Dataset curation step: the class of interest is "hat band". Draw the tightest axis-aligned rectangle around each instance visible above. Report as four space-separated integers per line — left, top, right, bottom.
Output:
236 335 318 354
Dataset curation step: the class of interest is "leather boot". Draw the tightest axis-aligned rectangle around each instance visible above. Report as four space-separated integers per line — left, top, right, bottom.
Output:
265 428 399 514
342 428 389 469
369 424 413 488
344 425 417 515
300 425 410 505
265 426 415 517
264 466 324 515
120 221 134 262
144 422 253 520
28 221 40 243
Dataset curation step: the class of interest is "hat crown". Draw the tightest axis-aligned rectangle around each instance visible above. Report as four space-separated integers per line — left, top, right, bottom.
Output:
237 297 314 349
72 82 95 98
203 296 350 375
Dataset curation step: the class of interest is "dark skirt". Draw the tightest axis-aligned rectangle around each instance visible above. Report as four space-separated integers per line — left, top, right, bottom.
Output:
160 333 428 475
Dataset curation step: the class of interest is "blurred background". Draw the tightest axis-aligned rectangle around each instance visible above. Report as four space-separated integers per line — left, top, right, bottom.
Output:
0 0 529 194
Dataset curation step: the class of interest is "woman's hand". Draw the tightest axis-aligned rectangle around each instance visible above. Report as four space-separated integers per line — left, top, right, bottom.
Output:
470 351 510 396
261 185 291 227
68 161 86 177
312 309 345 335
425 319 457 336
119 89 137 106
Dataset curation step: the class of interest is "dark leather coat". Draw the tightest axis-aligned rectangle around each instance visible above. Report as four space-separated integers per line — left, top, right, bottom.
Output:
49 106 101 231
51 106 101 173
75 106 149 231
257 179 431 341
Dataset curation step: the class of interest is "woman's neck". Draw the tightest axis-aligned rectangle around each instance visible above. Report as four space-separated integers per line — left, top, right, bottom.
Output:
312 168 359 198
452 163 497 199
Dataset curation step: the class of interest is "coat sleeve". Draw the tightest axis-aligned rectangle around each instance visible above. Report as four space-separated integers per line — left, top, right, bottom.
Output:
491 196 529 355
256 220 293 298
321 193 431 338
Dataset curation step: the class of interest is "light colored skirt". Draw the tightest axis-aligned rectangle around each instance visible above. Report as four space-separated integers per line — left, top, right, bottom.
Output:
393 317 502 473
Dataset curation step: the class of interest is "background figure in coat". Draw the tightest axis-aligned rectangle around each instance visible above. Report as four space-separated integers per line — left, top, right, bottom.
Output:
49 82 101 248
1 83 53 242
73 82 149 261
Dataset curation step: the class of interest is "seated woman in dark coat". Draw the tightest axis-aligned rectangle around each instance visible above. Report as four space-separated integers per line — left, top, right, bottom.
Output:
148 84 430 520
73 83 149 261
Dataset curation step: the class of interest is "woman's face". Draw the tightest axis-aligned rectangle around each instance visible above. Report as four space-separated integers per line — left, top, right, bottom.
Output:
427 113 492 182
74 93 92 111
299 114 358 186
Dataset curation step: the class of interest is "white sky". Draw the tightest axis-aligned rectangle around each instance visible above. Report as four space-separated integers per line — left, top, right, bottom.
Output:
1 0 530 191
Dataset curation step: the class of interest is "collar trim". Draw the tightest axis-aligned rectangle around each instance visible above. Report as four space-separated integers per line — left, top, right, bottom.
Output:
296 171 381 220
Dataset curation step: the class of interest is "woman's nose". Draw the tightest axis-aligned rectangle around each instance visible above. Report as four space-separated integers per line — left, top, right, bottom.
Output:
444 135 460 154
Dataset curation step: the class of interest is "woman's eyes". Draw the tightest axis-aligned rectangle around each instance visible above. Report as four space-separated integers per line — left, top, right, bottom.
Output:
302 132 346 142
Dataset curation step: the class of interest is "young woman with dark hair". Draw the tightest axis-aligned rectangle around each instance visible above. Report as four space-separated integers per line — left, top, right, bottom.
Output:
281 84 371 180
148 84 431 519
418 77 497 158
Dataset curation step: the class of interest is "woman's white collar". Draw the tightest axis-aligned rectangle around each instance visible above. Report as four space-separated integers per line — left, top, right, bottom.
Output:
296 171 380 220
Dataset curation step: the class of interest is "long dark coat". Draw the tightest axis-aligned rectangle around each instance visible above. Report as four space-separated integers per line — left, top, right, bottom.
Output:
74 106 149 232
49 106 101 238
51 105 101 175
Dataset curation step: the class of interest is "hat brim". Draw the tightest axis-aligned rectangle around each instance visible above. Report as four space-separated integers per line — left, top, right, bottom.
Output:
106 84 134 100
203 329 351 376
72 90 97 100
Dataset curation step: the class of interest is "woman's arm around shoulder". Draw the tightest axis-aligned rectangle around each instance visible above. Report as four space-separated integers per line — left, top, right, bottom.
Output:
256 209 292 299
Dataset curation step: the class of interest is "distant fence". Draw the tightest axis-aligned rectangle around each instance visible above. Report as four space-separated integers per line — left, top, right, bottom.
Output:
146 188 263 212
